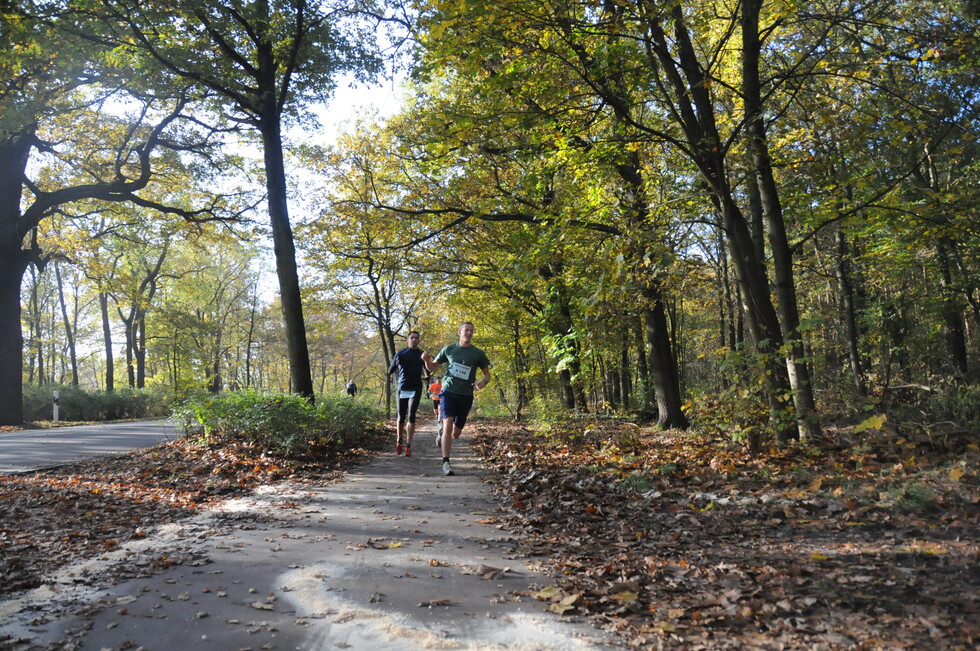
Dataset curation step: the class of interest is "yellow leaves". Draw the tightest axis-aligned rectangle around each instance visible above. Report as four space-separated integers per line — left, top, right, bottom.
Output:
535 586 582 614
854 414 887 433
949 467 965 482
904 541 948 556
547 592 581 615
534 586 562 600
611 590 639 605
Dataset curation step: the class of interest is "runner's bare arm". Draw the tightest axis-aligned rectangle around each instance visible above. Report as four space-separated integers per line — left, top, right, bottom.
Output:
475 367 491 391
421 351 440 373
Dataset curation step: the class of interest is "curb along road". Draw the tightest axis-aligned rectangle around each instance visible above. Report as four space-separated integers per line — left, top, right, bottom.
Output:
1 422 610 651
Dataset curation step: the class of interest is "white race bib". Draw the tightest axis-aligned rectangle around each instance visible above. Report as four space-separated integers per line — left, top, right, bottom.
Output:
448 361 471 380
399 390 417 400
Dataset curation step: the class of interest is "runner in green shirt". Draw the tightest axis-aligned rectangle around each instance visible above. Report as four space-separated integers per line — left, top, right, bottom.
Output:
422 321 491 476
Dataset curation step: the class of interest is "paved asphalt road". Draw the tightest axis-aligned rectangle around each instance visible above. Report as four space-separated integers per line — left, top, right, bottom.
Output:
0 419 180 474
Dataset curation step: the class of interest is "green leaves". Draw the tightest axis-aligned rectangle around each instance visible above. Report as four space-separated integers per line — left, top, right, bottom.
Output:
174 390 384 459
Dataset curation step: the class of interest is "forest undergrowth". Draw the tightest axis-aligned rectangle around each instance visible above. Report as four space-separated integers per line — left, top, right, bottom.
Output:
468 417 979 649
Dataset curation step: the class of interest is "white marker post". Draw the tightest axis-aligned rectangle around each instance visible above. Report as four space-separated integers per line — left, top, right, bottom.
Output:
53 390 60 423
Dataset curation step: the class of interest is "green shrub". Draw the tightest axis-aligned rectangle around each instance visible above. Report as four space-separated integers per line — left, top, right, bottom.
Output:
173 391 384 461
23 385 172 422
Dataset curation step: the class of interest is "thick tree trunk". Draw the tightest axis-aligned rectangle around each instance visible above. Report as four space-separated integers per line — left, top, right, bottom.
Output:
643 298 689 429
719 191 795 444
0 132 33 424
559 368 575 409
259 119 314 399
607 368 621 411
0 252 29 425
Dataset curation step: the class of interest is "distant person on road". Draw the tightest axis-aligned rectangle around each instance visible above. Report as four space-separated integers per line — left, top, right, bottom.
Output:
428 376 443 418
346 381 357 397
388 330 426 457
422 321 490 476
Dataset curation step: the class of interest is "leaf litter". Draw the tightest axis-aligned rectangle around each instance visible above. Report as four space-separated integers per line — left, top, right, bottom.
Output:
468 418 979 649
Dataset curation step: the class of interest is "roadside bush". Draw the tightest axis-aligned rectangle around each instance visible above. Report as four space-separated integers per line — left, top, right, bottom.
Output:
173 391 384 461
22 385 172 422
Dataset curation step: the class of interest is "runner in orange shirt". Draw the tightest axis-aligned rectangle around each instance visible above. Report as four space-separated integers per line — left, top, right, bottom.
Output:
428 376 443 419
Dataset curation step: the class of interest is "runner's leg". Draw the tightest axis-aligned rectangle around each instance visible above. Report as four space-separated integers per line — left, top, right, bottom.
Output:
406 391 420 446
396 396 410 454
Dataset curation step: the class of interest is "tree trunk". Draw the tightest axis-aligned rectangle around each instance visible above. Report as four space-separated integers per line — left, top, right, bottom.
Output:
612 143 687 427
721 191 795 445
123 313 136 388
26 265 43 386
607 368 620 411
511 318 528 421
742 0 821 440
937 238 969 380
0 252 30 425
136 310 147 389
0 132 34 424
100 291 115 392
620 331 632 411
719 227 738 352
835 228 866 396
208 329 223 393
259 119 314 400
648 7 796 443
559 369 575 410
55 262 79 387
633 315 651 408
245 283 259 388
644 297 689 429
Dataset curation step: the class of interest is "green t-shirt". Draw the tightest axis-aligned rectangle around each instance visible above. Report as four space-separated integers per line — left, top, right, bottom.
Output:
435 343 490 396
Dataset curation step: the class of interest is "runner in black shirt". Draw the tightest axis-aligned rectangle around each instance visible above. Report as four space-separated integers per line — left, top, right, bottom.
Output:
387 331 426 456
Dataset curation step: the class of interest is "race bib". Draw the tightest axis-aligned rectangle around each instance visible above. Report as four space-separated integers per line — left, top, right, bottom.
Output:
448 361 471 380
399 390 417 400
